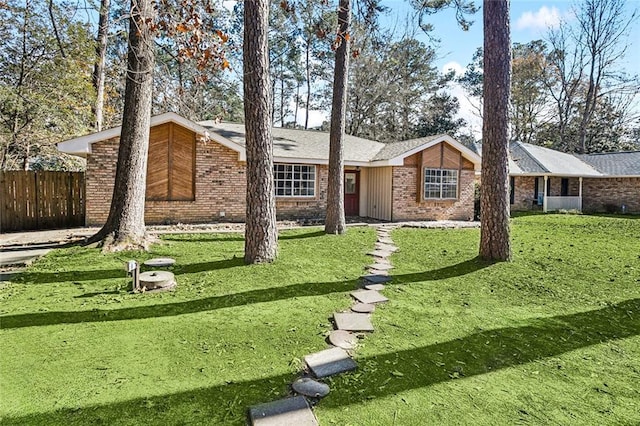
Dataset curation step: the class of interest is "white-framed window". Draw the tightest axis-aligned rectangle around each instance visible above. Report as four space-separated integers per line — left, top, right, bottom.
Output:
424 168 458 200
274 164 316 197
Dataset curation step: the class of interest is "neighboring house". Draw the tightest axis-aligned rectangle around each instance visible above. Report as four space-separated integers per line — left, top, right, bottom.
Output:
57 112 481 226
508 141 640 214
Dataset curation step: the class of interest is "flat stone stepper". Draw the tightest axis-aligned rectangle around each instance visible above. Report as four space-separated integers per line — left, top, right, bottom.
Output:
249 396 318 426
304 347 357 378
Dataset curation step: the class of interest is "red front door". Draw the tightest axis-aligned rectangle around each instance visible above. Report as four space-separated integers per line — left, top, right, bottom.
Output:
344 171 360 216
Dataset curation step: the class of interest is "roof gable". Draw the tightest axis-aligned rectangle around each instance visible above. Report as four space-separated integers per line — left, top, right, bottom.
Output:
57 112 246 160
373 135 482 169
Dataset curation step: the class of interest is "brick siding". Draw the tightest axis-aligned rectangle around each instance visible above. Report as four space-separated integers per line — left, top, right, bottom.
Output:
583 177 640 214
391 167 475 221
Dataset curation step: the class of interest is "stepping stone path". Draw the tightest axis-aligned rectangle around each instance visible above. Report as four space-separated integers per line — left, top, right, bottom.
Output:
292 378 331 398
304 347 357 378
329 330 359 349
334 312 374 332
351 303 375 313
249 396 318 426
248 225 399 425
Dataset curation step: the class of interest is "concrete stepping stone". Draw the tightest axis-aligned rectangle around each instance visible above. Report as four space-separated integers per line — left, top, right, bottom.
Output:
362 274 391 284
351 303 375 313
304 347 357 378
292 378 330 398
334 312 374 332
367 269 388 276
329 330 359 349
351 289 389 304
375 243 398 252
143 257 176 267
377 237 394 245
370 262 393 271
249 396 318 426
368 249 393 258
364 283 385 291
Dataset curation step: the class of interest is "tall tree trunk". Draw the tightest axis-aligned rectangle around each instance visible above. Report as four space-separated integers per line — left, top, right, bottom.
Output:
325 0 351 235
479 0 511 261
88 0 155 251
92 0 110 131
243 0 278 263
305 37 311 129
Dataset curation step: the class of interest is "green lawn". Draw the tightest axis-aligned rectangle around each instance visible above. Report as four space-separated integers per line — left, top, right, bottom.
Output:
1 216 639 425
0 228 376 425
317 215 640 425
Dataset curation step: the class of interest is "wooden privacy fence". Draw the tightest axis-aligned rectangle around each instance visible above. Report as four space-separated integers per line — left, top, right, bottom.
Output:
0 171 85 232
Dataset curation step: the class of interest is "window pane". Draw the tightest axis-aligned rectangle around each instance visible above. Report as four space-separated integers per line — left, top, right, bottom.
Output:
273 164 316 197
424 168 457 199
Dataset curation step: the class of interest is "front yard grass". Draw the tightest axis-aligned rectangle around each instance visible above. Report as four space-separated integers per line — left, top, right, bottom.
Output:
317 215 640 425
0 227 376 425
1 215 639 425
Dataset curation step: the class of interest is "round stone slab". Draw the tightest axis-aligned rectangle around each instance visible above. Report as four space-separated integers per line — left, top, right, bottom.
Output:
351 303 375 313
329 329 359 349
139 270 176 291
292 378 330 398
143 257 176 267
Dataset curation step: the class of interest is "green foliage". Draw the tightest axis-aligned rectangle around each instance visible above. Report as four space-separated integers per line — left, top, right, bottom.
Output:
0 0 95 170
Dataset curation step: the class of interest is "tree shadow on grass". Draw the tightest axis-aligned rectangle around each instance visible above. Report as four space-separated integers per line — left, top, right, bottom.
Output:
2 298 638 425
390 256 492 284
17 258 245 285
160 229 327 243
0 277 361 329
3 258 490 328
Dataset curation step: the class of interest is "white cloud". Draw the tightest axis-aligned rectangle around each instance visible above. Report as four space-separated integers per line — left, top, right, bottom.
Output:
295 108 327 129
516 6 562 31
441 62 482 139
442 61 465 76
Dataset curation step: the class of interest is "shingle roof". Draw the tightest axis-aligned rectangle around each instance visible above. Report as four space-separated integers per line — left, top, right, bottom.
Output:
576 151 640 176
507 142 603 177
200 121 385 164
372 135 444 161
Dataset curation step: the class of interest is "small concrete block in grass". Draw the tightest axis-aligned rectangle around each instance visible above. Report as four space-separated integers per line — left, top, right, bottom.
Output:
377 237 394 245
351 303 375 313
334 312 374 332
364 283 385 291
362 274 391 284
375 243 398 252
370 263 394 271
304 347 357 378
329 330 359 349
292 378 330 398
249 396 318 426
351 289 389 304
368 249 393 258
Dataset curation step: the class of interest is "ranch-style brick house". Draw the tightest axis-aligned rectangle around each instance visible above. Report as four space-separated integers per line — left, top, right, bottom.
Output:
508 141 640 214
57 112 481 226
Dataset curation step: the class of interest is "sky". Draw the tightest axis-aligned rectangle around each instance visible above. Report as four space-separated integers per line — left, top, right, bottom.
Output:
374 0 640 136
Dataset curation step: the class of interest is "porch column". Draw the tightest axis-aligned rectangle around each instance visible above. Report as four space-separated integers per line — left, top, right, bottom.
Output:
579 177 583 212
543 175 548 213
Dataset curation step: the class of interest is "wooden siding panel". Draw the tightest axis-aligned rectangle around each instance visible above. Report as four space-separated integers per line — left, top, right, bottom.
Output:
462 157 474 170
366 167 392 220
421 143 441 168
170 124 196 200
146 123 169 200
442 143 461 169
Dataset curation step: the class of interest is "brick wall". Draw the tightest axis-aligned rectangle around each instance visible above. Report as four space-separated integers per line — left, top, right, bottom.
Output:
511 176 536 211
583 177 640 213
391 167 476 221
85 136 329 226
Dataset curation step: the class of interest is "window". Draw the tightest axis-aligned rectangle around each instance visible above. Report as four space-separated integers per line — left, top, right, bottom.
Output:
424 168 458 200
274 164 316 197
